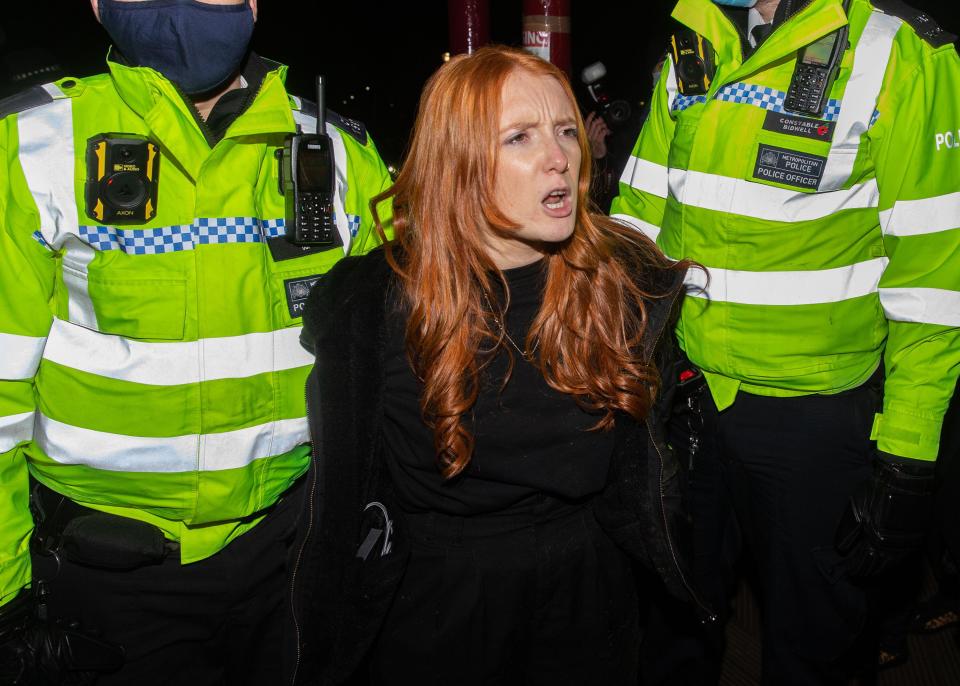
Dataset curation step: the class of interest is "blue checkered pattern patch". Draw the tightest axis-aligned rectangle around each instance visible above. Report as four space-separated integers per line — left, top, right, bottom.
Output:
715 82 787 113
261 219 286 239
712 82 843 123
80 223 193 253
671 82 883 132
79 218 289 255
823 100 842 121
672 94 707 112
193 217 270 246
346 214 361 238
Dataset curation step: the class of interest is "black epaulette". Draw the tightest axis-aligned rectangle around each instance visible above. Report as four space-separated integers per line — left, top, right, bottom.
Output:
871 0 958 48
297 98 368 146
0 85 53 120
327 109 368 146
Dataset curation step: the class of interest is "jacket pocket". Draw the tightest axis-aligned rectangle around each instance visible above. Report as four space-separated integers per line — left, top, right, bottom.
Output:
60 259 187 340
88 274 187 339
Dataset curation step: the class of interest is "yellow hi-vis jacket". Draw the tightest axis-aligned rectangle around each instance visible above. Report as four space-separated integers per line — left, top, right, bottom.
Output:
612 0 960 461
0 55 393 602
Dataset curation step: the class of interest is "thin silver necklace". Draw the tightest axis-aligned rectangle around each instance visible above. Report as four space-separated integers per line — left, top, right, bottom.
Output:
481 290 540 361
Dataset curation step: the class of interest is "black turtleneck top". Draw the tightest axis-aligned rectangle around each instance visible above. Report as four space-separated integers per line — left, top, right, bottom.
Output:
381 259 614 516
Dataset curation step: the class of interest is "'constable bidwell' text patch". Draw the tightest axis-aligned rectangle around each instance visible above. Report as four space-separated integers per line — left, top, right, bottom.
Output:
762 111 835 142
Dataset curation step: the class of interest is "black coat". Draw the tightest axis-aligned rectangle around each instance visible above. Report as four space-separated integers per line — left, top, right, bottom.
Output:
286 247 714 685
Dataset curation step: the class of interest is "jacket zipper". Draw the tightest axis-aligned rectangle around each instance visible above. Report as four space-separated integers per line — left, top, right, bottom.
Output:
171 82 220 147
289 385 319 685
172 72 269 148
646 283 717 624
175 70 311 683
645 419 717 623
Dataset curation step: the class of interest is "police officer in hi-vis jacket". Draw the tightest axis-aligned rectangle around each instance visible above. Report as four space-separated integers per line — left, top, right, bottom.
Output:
0 1 392 683
613 0 960 683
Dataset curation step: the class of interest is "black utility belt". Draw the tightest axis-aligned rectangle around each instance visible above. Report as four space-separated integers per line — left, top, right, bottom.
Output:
30 478 178 571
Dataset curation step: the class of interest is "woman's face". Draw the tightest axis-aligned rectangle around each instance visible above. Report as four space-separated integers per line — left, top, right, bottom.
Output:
487 70 581 269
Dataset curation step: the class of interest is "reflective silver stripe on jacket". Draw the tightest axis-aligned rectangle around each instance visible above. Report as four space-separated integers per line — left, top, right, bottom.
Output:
16 90 100 329
819 10 902 190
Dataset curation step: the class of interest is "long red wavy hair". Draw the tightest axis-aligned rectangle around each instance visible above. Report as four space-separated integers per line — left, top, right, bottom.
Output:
373 46 688 479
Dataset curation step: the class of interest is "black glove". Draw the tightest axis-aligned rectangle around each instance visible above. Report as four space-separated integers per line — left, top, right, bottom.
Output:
0 588 123 685
835 453 936 579
0 589 34 685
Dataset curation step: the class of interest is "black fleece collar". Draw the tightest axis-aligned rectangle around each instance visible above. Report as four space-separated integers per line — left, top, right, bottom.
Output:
203 52 272 145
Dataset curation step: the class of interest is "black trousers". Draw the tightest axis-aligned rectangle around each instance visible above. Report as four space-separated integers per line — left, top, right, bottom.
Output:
647 377 880 686
30 482 300 686
935 379 960 564
369 499 640 686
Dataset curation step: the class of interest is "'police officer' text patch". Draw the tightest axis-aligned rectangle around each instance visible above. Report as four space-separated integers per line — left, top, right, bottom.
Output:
284 274 322 318
753 144 826 190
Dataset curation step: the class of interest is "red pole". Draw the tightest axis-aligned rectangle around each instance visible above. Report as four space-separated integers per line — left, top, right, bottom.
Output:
522 0 572 76
448 0 491 56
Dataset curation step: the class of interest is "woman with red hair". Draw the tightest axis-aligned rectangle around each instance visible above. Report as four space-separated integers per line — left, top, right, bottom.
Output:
291 46 708 685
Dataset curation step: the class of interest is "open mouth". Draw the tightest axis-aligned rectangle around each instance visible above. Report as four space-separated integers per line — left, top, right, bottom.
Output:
543 188 570 211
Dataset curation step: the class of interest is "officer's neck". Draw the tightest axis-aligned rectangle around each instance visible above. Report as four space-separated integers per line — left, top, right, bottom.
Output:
192 76 244 122
755 0 781 23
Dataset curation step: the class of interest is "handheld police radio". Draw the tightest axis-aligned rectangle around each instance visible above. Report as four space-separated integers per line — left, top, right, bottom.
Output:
785 0 851 117
278 76 339 247
85 134 160 225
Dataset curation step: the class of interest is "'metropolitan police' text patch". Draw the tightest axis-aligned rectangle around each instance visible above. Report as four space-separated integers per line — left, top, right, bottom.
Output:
753 144 825 189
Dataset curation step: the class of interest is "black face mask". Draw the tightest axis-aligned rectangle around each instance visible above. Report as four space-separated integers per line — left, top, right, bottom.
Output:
98 0 255 95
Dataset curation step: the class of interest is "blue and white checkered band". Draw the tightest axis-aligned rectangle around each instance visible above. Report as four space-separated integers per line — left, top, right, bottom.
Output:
347 214 361 238
78 217 288 255
714 82 789 112
672 82 848 123
822 100 842 122
79 214 364 254
78 223 193 253
193 217 286 244
260 219 287 239
673 94 708 112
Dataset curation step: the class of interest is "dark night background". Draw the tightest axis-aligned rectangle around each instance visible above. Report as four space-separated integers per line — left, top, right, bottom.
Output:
1 1 957 168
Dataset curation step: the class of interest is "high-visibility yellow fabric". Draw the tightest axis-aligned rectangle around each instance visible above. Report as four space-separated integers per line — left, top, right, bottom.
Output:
0 56 393 602
612 0 960 460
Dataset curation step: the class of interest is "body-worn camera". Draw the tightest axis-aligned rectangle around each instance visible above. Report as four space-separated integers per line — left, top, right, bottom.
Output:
277 76 340 247
670 29 716 96
85 134 159 225
581 62 632 127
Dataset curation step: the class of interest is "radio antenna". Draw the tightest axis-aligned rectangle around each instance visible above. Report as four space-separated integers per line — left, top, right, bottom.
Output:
316 76 325 135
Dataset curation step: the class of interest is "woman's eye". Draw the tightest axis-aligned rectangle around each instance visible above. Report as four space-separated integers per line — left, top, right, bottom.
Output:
506 132 528 145
560 127 578 138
